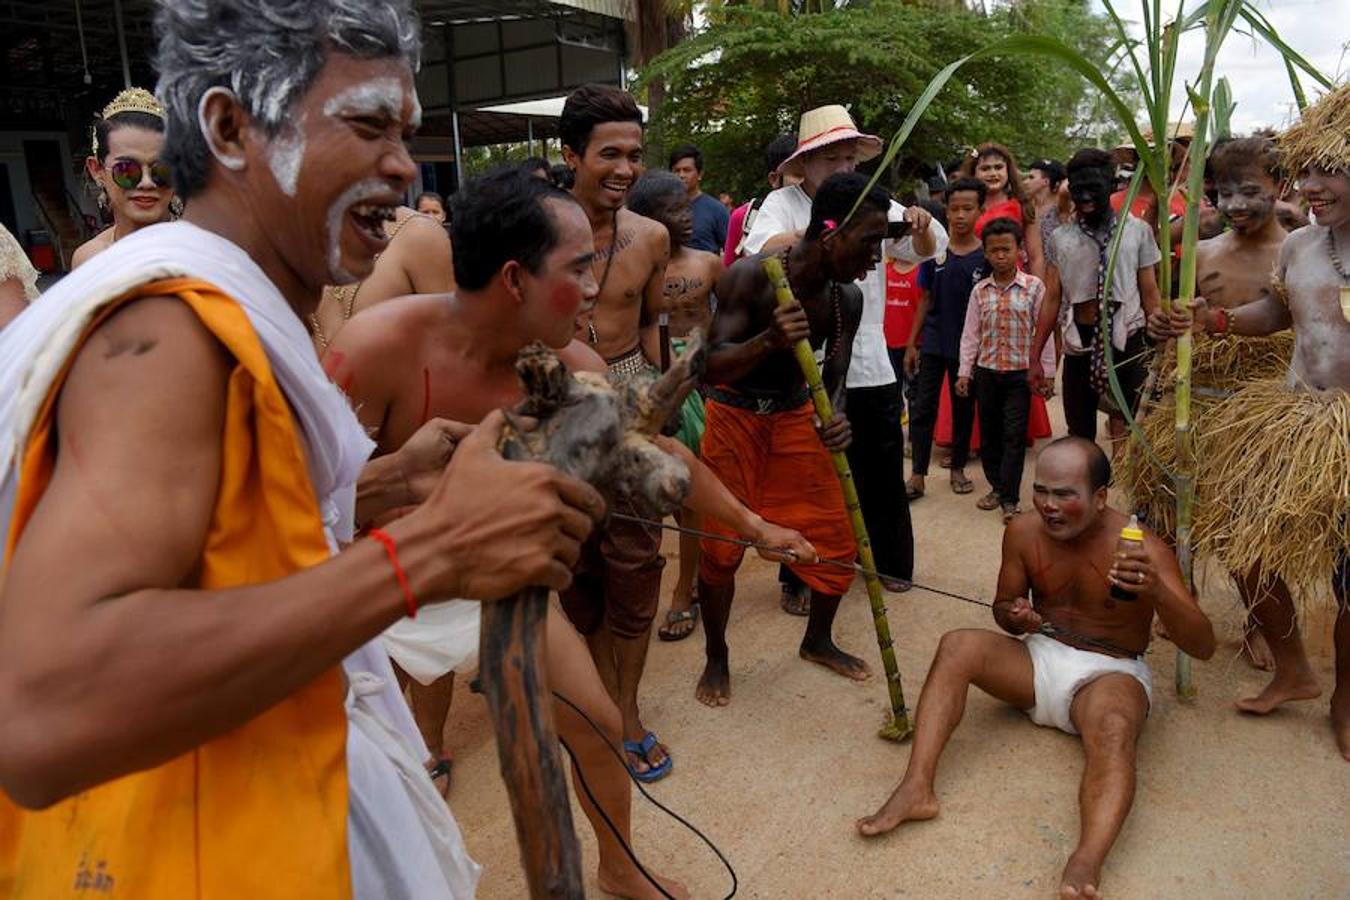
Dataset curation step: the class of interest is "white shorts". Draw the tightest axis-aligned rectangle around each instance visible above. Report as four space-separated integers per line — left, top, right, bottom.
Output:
1023 633 1152 735
381 599 481 685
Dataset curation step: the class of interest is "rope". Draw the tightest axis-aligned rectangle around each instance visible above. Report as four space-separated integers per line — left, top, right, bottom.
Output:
609 512 1144 659
553 691 738 900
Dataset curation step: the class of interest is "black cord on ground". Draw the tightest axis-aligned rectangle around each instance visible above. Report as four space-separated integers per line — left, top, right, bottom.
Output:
553 689 738 900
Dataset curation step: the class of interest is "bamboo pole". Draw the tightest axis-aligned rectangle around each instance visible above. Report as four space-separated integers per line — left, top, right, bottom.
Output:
762 255 913 742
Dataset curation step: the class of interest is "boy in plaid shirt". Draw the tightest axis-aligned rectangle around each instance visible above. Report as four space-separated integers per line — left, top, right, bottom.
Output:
956 217 1056 522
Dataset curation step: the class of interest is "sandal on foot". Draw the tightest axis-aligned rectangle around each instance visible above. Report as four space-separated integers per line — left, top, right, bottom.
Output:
880 576 913 593
906 481 925 501
949 471 974 494
976 490 1001 511
780 586 811 616
657 602 701 642
1001 503 1022 524
622 732 672 783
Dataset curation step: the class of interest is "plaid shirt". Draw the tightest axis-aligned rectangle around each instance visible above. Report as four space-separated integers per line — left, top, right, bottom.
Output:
958 270 1055 377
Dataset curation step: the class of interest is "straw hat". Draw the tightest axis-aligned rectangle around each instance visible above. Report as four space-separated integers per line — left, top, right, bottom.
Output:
777 105 883 176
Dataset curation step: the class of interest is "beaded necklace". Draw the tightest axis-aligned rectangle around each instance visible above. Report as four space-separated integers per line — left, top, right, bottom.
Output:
781 246 844 360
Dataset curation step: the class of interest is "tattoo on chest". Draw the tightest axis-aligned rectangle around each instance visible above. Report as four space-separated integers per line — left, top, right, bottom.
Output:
593 229 635 263
663 275 706 305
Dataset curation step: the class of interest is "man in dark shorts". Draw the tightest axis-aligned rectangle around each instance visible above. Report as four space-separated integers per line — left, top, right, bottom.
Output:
1030 148 1163 445
695 171 891 707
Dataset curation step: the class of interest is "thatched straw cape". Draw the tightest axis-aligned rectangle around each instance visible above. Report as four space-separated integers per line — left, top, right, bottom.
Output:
1277 81 1350 175
1120 336 1349 612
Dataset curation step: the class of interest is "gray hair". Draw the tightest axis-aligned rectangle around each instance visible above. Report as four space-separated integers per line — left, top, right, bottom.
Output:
155 0 421 200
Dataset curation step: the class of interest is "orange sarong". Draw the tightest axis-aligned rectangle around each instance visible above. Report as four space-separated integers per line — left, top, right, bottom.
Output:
698 397 856 595
0 280 351 899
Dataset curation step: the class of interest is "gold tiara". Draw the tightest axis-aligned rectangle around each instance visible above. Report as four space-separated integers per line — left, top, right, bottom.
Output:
101 87 164 121
93 88 164 157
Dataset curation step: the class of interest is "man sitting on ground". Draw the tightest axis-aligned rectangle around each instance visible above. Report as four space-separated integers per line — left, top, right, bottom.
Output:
857 437 1215 899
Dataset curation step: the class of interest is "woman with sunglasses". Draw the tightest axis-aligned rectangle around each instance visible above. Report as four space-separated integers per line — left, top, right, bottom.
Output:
71 88 176 270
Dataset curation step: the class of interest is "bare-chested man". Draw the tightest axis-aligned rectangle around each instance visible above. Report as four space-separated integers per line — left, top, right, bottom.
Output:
696 171 896 706
1150 86 1350 758
626 171 725 641
555 84 678 778
326 172 812 899
309 204 453 351
1191 135 1290 670
858 437 1216 898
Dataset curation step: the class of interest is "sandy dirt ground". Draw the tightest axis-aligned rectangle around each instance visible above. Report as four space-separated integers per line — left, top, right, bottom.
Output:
439 410 1348 899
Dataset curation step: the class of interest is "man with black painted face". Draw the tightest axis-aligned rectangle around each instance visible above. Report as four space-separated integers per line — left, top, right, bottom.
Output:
694 172 889 708
1030 148 1163 445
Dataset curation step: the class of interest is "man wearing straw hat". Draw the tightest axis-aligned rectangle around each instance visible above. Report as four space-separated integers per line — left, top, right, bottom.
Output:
743 105 947 611
1149 83 1350 760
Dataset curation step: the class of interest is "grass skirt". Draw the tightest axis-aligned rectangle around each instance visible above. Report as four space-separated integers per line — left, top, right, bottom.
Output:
1119 334 1348 611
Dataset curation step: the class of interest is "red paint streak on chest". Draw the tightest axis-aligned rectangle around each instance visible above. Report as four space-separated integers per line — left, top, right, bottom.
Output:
419 367 432 426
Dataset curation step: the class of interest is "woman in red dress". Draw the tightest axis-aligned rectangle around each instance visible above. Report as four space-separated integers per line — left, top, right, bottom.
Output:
936 143 1052 453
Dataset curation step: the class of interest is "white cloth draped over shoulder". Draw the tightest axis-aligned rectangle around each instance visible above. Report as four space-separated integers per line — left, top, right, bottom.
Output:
0 221 479 899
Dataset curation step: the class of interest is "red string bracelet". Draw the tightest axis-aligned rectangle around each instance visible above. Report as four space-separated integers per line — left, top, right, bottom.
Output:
368 528 417 618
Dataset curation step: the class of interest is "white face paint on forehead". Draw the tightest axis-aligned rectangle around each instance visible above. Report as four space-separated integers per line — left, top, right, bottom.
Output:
322 76 410 123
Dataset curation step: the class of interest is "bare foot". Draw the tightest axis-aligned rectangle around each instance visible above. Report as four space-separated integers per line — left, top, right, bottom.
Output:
1235 668 1322 714
598 862 690 900
696 657 731 707
1239 629 1275 672
1059 853 1102 898
855 780 939 837
800 639 871 681
1332 691 1350 761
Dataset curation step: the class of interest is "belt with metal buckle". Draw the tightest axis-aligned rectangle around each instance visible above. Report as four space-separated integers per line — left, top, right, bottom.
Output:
703 384 810 415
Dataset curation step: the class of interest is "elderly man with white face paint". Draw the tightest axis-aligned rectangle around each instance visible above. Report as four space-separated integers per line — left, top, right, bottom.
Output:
0 1 605 897
743 105 948 609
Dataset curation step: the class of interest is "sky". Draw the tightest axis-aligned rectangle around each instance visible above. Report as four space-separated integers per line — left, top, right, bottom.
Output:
1092 0 1349 133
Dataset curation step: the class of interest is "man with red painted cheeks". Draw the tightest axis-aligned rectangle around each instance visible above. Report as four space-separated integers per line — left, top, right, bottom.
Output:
858 438 1214 898
325 172 811 896
0 3 603 896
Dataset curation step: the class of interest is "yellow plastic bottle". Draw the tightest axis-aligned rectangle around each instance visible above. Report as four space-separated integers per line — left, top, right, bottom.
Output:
1110 514 1145 602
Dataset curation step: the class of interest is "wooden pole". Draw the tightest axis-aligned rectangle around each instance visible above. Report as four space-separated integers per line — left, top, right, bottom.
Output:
762 255 913 742
478 593 583 898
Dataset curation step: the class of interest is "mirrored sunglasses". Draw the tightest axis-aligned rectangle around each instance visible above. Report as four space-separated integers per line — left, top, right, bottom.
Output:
109 157 172 190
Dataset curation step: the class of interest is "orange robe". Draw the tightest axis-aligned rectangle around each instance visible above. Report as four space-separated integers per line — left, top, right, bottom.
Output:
698 398 856 595
0 279 352 899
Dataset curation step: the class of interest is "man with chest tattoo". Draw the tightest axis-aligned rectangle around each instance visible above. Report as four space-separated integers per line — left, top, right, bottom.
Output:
695 172 892 706
555 83 681 780
858 438 1215 898
626 171 725 641
1150 85 1350 759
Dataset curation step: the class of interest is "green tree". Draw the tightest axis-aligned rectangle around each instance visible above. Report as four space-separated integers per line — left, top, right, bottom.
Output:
638 0 1135 200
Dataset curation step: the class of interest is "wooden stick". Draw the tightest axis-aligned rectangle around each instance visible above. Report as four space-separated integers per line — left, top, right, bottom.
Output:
478 590 584 899
762 255 914 742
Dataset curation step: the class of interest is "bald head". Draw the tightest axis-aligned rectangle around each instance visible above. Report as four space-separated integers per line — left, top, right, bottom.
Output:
1032 437 1111 539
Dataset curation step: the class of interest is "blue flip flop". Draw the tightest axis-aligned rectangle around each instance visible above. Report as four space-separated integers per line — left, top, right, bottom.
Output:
622 732 672 783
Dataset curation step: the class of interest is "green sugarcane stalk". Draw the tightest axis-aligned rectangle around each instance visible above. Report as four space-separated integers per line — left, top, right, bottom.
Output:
762 255 913 742
1170 1 1241 700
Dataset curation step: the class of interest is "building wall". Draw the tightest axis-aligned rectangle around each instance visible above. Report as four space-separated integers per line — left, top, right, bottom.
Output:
0 130 93 245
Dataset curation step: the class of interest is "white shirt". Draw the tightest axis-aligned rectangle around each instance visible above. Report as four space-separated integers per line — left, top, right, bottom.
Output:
742 183 949 387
